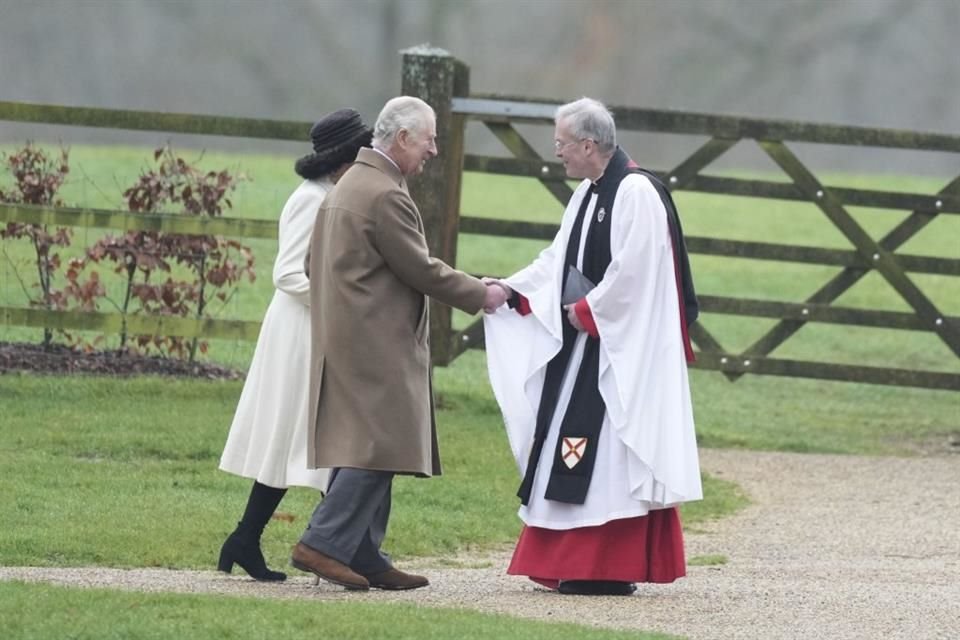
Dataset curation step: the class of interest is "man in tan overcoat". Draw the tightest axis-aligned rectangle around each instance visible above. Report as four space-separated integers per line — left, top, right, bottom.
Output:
290 96 508 591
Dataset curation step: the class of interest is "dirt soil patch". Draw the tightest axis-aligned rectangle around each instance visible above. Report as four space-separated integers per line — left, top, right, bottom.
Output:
0 341 243 379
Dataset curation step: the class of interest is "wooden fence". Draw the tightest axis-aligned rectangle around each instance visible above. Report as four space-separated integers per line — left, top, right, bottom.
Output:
402 52 960 391
0 101 306 344
1 48 958 390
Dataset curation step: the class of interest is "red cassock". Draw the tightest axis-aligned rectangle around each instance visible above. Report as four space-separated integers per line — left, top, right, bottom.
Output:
508 509 687 588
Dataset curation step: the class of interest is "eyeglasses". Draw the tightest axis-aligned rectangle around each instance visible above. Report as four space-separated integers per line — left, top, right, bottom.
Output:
553 138 593 152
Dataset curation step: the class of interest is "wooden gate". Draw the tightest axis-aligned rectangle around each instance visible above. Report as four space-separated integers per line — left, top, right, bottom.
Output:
401 51 959 391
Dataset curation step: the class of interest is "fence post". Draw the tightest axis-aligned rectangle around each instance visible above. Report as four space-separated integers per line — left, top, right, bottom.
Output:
401 46 470 366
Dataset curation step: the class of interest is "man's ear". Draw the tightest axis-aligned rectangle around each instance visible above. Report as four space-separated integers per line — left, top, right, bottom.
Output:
396 128 409 147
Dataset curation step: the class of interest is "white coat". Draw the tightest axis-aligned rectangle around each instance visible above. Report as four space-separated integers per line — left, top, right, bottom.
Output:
219 178 332 490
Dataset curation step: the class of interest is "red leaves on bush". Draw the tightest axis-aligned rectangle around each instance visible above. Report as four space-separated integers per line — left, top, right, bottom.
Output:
60 261 106 312
0 143 73 347
85 145 256 360
2 143 257 360
0 143 69 207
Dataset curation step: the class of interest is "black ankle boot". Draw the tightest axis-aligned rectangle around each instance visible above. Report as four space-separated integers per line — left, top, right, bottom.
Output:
558 580 637 596
217 529 287 581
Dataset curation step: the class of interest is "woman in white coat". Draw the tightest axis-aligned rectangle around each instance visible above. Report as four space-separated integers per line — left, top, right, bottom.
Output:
217 109 372 581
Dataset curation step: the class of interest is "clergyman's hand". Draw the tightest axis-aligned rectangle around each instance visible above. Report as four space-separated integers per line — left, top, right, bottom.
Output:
483 283 509 313
564 303 584 331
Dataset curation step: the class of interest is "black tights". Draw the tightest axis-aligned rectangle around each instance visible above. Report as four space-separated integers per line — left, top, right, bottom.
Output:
235 481 287 539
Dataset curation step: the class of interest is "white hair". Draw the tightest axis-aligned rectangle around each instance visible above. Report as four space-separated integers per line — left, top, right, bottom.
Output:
555 97 616 153
372 96 435 148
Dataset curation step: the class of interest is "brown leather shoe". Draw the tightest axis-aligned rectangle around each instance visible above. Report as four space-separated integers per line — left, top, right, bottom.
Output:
365 567 429 590
290 543 369 591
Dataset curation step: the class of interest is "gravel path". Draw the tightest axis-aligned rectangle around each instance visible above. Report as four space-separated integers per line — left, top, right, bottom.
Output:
3 448 959 639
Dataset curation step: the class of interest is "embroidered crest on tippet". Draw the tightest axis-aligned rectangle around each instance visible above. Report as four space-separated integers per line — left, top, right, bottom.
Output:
597 206 606 222
561 437 588 469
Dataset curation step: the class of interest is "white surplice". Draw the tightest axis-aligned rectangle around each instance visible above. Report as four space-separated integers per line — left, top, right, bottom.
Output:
484 174 702 529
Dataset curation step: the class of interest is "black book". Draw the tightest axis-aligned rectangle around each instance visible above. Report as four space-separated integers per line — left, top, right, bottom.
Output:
561 265 596 306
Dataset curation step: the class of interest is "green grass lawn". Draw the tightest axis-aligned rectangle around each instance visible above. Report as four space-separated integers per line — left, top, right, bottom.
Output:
0 369 728 640
1 582 676 640
0 370 744 569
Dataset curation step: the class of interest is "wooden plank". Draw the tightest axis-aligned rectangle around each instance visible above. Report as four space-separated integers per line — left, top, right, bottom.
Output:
453 97 960 152
687 237 960 275
688 322 727 356
683 175 960 214
458 218 960 275
459 216 558 241
692 352 960 391
0 306 262 341
698 295 960 330
452 98 557 122
0 100 308 141
463 154 569 181
0 203 277 239
462 155 960 214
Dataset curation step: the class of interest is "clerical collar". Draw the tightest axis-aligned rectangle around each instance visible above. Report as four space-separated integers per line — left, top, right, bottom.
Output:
590 148 621 187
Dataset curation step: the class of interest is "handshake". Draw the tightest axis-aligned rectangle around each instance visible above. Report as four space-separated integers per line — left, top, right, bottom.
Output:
482 277 513 314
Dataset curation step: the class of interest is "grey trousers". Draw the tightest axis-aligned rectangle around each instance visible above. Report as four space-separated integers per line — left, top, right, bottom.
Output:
299 467 394 575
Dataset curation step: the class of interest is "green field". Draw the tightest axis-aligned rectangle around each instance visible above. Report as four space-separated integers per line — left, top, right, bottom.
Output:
0 581 676 640
3 143 957 373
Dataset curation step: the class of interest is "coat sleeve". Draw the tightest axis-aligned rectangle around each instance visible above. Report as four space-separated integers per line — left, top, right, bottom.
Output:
374 188 487 314
273 187 323 306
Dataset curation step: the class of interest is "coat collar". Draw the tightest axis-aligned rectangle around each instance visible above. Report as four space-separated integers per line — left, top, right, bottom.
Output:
356 147 407 190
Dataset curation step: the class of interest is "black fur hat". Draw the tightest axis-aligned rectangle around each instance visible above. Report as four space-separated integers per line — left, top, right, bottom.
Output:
294 108 373 179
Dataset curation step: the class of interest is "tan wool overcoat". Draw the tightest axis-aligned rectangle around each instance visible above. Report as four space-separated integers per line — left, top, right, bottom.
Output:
306 148 487 477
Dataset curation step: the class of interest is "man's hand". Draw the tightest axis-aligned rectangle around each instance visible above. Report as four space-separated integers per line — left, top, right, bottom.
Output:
481 276 513 298
483 282 509 313
564 303 584 331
